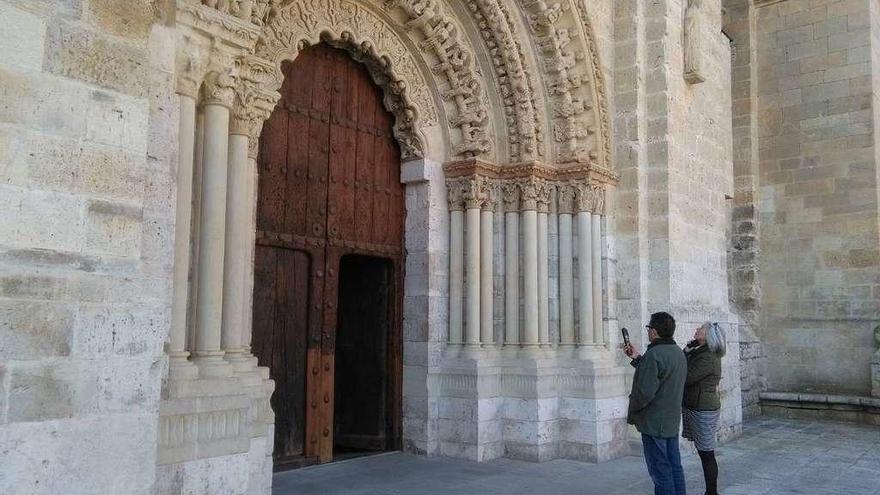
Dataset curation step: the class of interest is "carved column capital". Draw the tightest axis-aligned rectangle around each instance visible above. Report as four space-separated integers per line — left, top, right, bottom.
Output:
536 180 552 214
501 180 520 212
519 177 544 211
202 50 240 108
557 182 576 214
447 178 466 211
462 176 489 210
176 38 207 98
591 185 606 215
574 180 593 213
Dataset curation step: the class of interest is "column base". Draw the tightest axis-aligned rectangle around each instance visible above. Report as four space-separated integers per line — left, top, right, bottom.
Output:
169 354 199 380
194 352 234 378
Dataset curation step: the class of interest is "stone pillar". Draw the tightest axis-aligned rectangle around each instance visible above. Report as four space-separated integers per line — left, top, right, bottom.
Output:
221 129 249 362
223 79 277 369
464 178 482 347
558 185 575 346
448 181 464 345
503 182 520 347
479 182 494 346
591 212 604 345
170 79 199 377
575 184 593 345
521 180 540 348
193 65 237 377
537 183 551 347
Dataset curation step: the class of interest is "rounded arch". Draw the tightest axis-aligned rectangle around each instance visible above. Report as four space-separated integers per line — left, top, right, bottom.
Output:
253 2 446 161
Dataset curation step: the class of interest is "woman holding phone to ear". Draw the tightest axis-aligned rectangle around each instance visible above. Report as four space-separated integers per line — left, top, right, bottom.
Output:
682 322 726 495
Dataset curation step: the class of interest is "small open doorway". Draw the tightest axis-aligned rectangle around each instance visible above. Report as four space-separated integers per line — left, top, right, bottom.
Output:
334 254 398 460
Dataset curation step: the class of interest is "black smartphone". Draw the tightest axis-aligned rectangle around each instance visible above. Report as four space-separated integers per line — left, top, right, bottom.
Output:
621 327 631 348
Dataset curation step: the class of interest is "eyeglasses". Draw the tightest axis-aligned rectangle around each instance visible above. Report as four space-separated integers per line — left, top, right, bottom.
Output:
645 325 653 331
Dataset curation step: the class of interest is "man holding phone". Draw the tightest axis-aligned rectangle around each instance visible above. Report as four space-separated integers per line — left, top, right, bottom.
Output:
623 312 688 495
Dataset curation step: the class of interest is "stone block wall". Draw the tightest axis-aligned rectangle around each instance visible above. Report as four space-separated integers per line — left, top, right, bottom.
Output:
0 1 175 493
752 0 880 397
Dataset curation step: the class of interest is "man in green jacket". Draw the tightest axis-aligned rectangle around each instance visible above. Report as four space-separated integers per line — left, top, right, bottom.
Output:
624 312 687 495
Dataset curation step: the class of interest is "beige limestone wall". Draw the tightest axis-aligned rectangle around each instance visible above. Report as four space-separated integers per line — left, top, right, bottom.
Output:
0 1 175 493
753 0 880 397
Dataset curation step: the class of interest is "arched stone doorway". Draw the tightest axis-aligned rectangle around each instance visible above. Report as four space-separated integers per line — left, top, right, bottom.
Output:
251 43 405 469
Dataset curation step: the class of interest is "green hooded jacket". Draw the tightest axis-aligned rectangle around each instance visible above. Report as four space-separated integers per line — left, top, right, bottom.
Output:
627 338 687 438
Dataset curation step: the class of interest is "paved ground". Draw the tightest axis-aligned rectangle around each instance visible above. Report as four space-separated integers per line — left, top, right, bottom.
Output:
273 417 880 494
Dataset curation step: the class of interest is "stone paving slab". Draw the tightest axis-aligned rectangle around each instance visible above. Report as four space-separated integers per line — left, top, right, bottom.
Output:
273 418 880 494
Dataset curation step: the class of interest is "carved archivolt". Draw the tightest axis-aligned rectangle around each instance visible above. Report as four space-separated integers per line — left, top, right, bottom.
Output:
254 0 440 161
385 0 493 157
464 0 544 162
518 0 609 168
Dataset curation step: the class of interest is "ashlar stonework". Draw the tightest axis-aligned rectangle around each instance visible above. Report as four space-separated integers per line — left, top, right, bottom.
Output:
0 0 878 494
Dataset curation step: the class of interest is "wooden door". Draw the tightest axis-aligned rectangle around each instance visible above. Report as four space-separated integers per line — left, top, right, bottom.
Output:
252 43 405 468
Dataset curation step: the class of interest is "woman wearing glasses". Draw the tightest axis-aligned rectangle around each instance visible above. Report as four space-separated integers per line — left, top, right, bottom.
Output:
682 322 726 495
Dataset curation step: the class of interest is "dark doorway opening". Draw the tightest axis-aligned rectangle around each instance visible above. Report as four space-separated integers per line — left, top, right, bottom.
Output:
334 254 396 459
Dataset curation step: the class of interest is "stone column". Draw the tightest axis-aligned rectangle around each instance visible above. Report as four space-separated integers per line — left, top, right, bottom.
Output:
591 209 604 345
537 183 551 347
502 182 520 347
448 180 464 345
521 179 540 348
558 184 575 346
223 79 277 369
464 178 482 347
193 64 237 377
575 183 594 345
479 180 494 346
169 64 201 378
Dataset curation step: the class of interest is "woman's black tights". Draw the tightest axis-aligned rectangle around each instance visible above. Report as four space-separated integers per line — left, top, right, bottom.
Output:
697 450 718 495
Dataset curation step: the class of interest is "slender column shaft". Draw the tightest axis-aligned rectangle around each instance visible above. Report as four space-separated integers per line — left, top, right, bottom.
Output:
241 158 259 354
449 210 464 344
220 133 249 359
537 212 549 346
522 209 539 346
465 207 481 346
480 209 494 345
591 213 604 344
170 94 197 365
577 211 593 345
188 111 205 353
504 212 519 345
558 213 574 345
194 103 231 373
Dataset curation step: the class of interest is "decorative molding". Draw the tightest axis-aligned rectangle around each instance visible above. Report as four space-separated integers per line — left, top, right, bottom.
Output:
386 0 492 157
572 0 612 170
197 0 277 26
465 0 543 161
443 158 617 185
177 0 262 49
254 0 438 161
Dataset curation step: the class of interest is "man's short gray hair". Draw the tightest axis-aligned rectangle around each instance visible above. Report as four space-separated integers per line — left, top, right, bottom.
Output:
702 322 726 357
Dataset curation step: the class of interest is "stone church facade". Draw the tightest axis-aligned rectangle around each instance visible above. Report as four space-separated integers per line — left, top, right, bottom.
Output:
0 0 877 494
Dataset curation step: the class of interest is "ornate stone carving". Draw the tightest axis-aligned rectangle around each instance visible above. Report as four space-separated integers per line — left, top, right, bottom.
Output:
501 180 521 211
461 176 489 209
447 178 466 211
556 182 575 214
231 58 282 158
178 0 261 49
176 35 207 98
255 0 439 161
684 0 708 84
519 0 609 167
572 0 612 168
518 177 545 211
386 0 492 157
465 0 543 161
198 0 277 26
202 50 240 107
573 180 592 213
536 180 552 213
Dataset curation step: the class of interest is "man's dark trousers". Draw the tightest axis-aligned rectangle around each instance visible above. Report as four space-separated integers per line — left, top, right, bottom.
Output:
641 434 686 495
